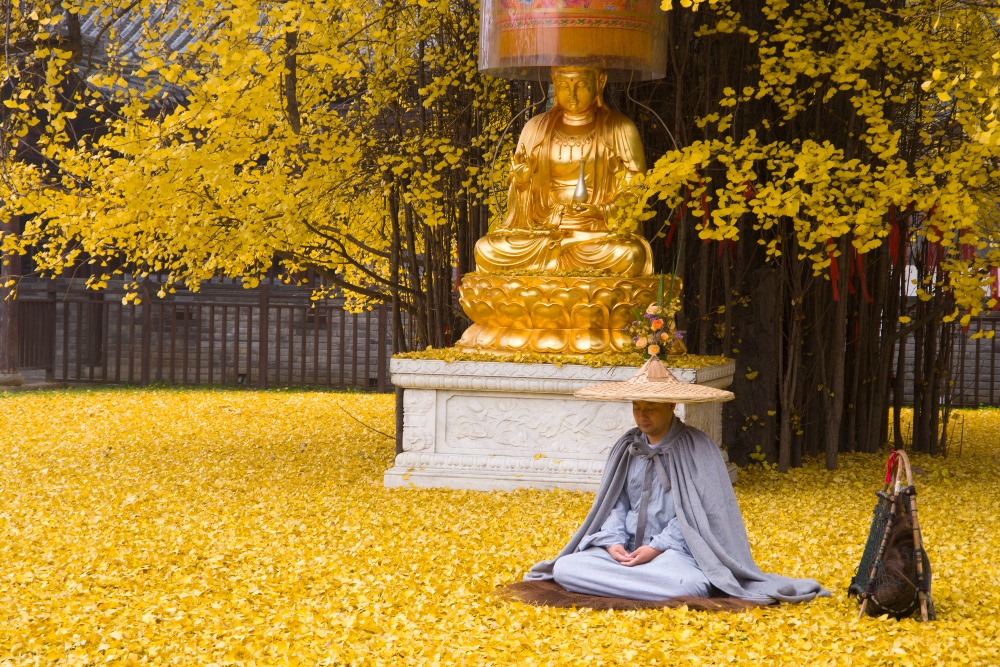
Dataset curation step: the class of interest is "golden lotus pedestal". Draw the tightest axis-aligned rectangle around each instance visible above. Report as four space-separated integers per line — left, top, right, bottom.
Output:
456 273 686 355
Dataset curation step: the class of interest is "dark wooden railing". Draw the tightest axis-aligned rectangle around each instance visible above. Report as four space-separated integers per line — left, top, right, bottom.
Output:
946 314 1000 407
17 299 56 370
17 281 391 391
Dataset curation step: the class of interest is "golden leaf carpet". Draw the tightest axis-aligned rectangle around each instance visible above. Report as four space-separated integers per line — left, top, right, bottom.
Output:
1 388 998 666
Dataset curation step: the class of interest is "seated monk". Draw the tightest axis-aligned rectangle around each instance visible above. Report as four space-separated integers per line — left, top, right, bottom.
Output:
525 358 830 604
475 66 653 277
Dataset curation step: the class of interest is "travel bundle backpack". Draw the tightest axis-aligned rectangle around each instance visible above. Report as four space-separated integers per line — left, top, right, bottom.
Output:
848 449 935 621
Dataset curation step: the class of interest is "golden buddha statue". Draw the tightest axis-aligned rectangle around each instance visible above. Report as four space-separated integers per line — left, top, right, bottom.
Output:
457 65 684 355
474 66 653 277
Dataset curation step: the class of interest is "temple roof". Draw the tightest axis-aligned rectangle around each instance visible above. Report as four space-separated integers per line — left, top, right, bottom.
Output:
67 3 210 106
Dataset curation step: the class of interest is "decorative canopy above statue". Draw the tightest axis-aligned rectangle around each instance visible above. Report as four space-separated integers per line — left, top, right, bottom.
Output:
479 0 668 82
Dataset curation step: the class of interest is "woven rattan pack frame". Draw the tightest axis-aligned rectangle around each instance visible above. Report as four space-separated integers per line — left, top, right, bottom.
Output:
850 450 936 622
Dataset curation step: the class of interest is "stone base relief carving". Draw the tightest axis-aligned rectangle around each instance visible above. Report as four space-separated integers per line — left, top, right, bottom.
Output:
384 358 737 491
443 395 632 456
401 389 436 452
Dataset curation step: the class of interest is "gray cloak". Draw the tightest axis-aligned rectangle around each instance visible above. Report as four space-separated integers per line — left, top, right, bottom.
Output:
526 420 830 604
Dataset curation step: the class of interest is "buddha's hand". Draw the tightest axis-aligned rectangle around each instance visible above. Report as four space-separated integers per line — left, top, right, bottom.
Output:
510 147 532 185
527 221 564 236
562 202 604 219
608 153 626 175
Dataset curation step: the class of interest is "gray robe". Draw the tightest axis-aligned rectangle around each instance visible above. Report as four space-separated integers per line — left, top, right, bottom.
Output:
526 420 830 604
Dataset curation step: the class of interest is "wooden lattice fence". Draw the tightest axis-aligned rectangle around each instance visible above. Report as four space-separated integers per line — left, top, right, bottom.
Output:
16 279 391 391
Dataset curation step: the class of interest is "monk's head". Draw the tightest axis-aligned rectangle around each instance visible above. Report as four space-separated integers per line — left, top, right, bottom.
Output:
551 66 607 114
632 400 675 444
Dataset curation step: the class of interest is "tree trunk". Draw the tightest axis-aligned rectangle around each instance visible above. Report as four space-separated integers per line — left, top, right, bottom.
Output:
822 238 850 470
388 187 406 354
778 241 804 472
0 214 23 386
723 264 780 464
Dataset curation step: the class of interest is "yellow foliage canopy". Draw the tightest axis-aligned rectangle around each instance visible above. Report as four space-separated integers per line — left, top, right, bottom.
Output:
631 0 1000 318
1 0 509 312
3 0 999 325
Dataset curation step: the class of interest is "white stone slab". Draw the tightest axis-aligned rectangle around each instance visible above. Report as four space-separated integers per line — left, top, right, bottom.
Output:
385 358 736 491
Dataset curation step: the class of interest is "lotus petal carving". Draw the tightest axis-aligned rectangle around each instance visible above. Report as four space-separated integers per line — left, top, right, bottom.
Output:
549 287 589 310
498 301 531 328
529 301 571 329
499 328 531 349
514 287 545 311
570 303 610 329
531 329 569 353
610 303 637 329
455 273 683 355
571 329 611 353
592 287 628 310
466 299 495 323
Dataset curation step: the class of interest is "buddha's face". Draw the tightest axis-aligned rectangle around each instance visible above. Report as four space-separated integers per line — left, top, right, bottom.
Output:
552 67 605 114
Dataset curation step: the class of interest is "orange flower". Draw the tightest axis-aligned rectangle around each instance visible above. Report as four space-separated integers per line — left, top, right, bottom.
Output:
647 344 661 355
651 318 664 331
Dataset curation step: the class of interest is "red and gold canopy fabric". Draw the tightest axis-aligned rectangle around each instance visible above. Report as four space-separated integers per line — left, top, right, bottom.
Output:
480 0 668 81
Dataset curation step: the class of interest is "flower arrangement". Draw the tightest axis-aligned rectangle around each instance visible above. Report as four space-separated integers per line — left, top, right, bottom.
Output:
625 275 686 358
626 302 685 357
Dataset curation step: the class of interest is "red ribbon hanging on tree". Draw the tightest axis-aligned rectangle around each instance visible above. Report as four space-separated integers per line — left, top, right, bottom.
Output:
848 247 857 296
961 231 975 261
885 450 898 485
888 205 901 267
663 222 678 250
926 242 940 274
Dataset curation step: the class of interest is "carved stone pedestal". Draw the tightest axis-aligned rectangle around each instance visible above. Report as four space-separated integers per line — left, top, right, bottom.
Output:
384 358 736 491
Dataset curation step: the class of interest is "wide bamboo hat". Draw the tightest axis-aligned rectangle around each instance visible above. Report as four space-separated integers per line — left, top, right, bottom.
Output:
575 357 735 404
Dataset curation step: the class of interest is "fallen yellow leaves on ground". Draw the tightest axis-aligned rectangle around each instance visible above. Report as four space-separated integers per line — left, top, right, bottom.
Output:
1 388 998 666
